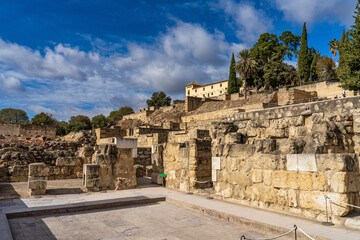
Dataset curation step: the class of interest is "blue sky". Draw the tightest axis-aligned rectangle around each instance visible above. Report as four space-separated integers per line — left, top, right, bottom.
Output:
0 0 357 120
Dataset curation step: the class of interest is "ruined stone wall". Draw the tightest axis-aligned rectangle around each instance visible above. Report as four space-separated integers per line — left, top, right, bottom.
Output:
164 97 360 223
185 96 203 112
19 124 57 138
295 81 356 98
136 132 168 148
164 130 212 192
91 144 136 189
122 109 154 121
134 147 152 177
0 124 20 136
95 127 126 144
0 124 57 138
0 131 96 182
0 140 83 182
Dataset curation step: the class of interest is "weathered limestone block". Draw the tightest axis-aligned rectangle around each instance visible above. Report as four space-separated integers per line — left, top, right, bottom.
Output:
316 154 358 172
286 171 298 189
299 191 350 216
78 146 94 164
272 171 287 188
263 170 272 186
254 139 276 153
151 172 163 184
82 164 100 192
265 128 288 138
286 189 298 207
329 172 348 193
28 163 49 195
312 172 328 191
298 172 313 191
352 113 360 133
289 126 307 138
56 157 82 167
9 165 28 181
252 169 263 183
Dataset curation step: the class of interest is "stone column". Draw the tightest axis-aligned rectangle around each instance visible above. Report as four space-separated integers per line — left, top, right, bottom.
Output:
28 163 49 196
82 164 100 192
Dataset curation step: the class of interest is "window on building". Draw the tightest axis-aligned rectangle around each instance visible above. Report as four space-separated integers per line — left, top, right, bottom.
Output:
203 88 205 91
220 84 222 87
211 92 213 95
211 86 213 89
203 94 205 97
220 91 222 94
188 90 190 95
225 88 227 90
195 90 197 93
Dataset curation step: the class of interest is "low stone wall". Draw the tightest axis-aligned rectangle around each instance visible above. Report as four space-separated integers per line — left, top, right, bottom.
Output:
122 109 154 121
0 124 57 138
213 152 359 222
0 138 87 182
95 127 126 144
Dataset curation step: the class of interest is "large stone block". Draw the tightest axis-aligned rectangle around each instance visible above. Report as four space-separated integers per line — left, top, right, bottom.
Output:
82 164 100 191
298 172 313 191
286 154 317 172
263 170 272 186
299 191 350 216
272 171 287 188
29 163 49 177
316 154 358 172
252 169 263 183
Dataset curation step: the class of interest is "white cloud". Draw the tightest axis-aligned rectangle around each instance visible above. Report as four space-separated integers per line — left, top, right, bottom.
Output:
1 75 25 91
274 0 356 26
0 21 244 120
217 0 273 43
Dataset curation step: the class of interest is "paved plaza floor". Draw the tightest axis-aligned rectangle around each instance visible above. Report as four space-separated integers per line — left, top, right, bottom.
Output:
8 201 266 240
1 180 360 240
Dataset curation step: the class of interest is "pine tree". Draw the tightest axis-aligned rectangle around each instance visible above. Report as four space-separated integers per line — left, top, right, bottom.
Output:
298 22 310 82
338 29 346 71
339 1 360 90
227 53 238 94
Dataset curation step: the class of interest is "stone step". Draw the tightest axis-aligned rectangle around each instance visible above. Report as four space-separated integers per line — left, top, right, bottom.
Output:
345 212 360 230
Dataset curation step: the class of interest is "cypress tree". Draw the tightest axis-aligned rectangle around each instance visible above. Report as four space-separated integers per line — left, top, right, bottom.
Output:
298 22 310 82
227 53 238 94
339 1 360 90
338 29 346 71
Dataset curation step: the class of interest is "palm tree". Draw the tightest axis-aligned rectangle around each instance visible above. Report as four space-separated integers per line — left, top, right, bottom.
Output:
328 38 340 63
235 49 256 98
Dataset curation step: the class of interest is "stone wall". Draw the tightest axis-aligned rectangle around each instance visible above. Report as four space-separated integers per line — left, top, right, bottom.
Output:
134 147 152 177
185 96 203 112
0 124 57 138
137 132 168 148
162 96 360 224
164 130 212 192
122 109 154 120
0 140 83 182
95 127 126 144
91 144 136 189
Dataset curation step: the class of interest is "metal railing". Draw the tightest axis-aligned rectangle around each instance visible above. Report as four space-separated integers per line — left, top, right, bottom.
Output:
323 195 360 226
240 225 315 240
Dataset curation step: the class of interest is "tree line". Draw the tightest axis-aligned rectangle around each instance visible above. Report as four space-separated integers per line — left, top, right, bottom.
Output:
228 1 360 95
0 91 172 136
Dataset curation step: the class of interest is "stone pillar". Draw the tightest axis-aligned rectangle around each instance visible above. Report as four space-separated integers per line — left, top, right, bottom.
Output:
28 163 49 196
82 164 100 192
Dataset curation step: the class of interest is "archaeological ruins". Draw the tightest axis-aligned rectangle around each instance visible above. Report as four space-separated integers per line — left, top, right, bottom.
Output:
1 80 360 237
